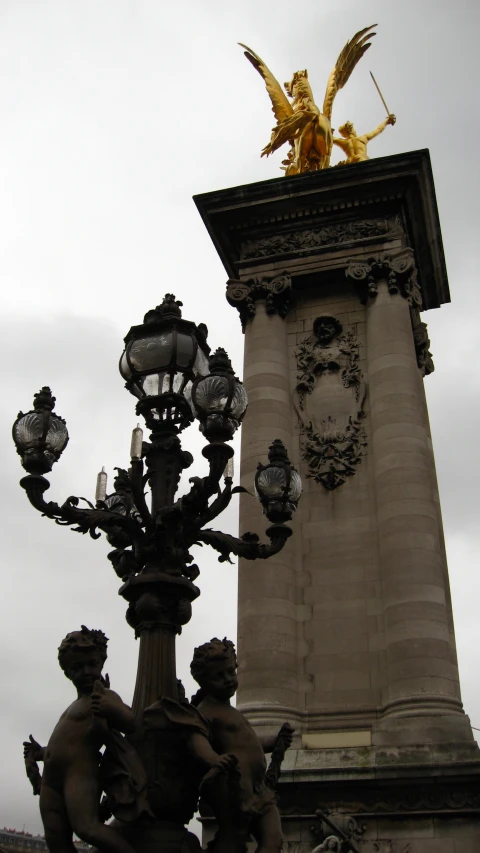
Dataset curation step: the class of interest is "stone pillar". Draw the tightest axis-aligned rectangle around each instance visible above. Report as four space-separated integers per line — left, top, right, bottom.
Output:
348 251 471 744
195 155 480 851
228 279 299 721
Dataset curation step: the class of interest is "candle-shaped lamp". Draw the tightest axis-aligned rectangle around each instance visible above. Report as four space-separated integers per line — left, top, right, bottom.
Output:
95 466 108 503
130 424 143 460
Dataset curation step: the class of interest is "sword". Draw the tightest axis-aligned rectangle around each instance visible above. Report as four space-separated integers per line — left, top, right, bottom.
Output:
370 70 393 117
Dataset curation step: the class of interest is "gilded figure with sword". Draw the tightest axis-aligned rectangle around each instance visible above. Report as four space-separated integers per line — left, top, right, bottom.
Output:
333 71 396 164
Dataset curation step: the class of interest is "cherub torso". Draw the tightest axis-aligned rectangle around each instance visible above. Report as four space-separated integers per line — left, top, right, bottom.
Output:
43 696 103 787
199 699 266 793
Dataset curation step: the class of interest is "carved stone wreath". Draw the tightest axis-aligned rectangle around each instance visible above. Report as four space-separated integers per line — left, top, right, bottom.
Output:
294 316 367 490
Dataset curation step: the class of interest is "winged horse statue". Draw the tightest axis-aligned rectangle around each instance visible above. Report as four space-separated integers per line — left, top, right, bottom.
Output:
239 26 376 175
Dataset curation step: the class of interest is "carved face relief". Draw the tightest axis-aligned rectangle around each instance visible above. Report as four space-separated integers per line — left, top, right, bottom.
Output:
312 315 343 347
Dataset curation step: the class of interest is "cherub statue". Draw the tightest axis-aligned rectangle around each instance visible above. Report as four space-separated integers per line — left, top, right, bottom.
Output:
23 626 150 853
239 26 376 175
190 637 294 853
333 114 396 164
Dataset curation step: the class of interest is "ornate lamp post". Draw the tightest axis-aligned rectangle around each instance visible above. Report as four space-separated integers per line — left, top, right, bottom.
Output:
12 294 302 845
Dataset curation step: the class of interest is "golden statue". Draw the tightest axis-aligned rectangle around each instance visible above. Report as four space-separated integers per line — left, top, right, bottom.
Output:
333 114 396 164
239 26 377 176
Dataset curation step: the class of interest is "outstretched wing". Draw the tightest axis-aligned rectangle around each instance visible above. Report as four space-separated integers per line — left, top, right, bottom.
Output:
322 25 376 120
239 43 293 125
262 110 312 157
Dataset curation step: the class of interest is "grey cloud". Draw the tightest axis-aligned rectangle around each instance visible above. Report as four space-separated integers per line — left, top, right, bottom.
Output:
1 0 479 832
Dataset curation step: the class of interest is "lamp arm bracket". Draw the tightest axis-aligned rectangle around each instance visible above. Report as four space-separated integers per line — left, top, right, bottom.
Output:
20 475 146 544
196 523 291 564
197 479 233 527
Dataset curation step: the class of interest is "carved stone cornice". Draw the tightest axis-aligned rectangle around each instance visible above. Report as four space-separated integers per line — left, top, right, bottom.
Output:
240 215 403 262
195 152 450 311
226 273 292 331
345 247 422 309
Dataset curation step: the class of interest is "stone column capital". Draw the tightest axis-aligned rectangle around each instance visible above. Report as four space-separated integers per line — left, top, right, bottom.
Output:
346 247 422 309
226 273 292 331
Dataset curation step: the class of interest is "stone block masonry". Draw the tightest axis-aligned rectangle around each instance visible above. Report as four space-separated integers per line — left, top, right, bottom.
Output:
195 150 480 849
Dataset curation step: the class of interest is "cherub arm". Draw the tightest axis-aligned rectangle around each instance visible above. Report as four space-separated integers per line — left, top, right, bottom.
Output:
364 114 396 141
259 734 279 753
23 734 45 761
188 731 237 771
91 681 135 734
260 722 294 753
23 736 44 796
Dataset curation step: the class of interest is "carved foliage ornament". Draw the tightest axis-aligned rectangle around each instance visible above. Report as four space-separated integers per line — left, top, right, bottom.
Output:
226 273 292 331
345 247 422 309
281 784 480 816
240 216 403 261
303 413 367 491
294 316 367 490
284 840 411 853
410 307 434 376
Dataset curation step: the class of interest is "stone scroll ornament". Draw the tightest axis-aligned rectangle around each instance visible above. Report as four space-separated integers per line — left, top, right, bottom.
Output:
345 247 422 308
345 248 434 375
226 273 292 331
294 316 367 490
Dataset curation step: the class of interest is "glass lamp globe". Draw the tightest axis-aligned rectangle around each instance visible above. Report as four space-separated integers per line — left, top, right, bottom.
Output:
12 387 69 474
190 348 248 442
255 439 302 523
119 294 210 430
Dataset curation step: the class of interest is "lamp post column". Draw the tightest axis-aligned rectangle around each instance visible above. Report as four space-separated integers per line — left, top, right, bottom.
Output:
121 427 198 712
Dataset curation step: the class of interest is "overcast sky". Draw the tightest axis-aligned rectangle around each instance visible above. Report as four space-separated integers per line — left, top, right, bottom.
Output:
0 0 479 834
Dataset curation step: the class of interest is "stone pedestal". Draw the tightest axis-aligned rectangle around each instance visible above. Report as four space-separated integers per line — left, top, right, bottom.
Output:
195 151 480 850
109 819 201 853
